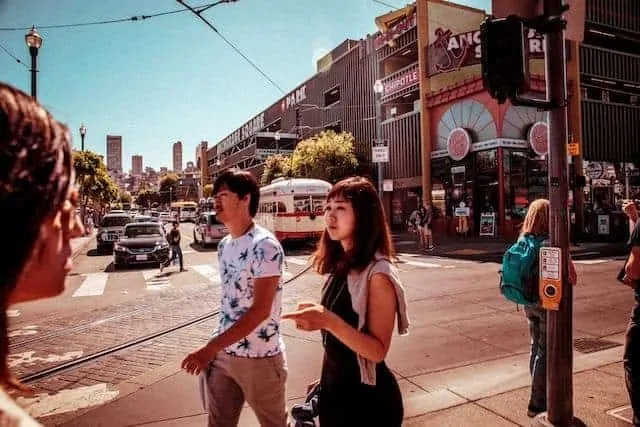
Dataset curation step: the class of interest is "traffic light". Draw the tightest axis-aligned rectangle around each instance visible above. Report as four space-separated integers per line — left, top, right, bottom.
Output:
481 15 529 104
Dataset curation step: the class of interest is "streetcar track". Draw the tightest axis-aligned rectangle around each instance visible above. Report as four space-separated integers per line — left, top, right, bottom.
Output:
20 310 220 384
17 262 312 384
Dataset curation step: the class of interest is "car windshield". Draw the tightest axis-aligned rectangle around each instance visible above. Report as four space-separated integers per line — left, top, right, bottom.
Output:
100 216 130 227
125 225 163 238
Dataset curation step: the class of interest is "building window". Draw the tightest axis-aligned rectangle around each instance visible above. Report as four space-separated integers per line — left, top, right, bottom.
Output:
324 85 341 107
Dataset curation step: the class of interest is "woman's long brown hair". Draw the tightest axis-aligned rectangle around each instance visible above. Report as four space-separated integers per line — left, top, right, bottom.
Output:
312 176 395 277
519 199 550 238
0 83 73 390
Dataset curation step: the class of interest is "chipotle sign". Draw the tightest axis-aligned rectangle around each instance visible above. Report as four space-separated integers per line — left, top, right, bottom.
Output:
383 65 419 97
427 27 544 76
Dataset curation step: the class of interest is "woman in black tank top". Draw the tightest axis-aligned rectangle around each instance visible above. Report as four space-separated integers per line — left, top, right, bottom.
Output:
282 177 405 427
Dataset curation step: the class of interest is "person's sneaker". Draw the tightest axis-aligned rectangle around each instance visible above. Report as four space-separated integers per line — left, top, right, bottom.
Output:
527 405 546 418
428 245 435 251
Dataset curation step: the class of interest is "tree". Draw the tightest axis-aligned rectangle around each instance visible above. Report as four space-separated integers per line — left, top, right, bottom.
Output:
73 150 119 212
135 189 160 209
291 130 359 183
120 191 132 204
261 154 292 185
203 184 214 198
159 173 179 204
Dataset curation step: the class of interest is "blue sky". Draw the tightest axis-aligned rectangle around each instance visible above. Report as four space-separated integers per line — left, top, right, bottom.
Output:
0 0 490 172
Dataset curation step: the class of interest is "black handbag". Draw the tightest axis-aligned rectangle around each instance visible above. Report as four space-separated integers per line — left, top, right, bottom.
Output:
290 383 320 427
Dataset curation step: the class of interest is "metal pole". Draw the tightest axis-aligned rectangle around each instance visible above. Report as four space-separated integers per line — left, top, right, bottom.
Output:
625 163 630 200
29 47 37 100
544 0 573 424
375 91 383 196
81 134 85 152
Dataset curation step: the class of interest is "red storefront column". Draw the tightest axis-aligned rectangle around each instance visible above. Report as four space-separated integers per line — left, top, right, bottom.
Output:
497 147 506 238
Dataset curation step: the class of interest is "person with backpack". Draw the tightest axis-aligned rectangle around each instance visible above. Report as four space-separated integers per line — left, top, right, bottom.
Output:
500 199 577 418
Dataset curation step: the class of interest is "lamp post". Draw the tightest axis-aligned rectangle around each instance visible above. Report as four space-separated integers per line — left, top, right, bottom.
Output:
373 79 385 197
24 26 43 100
79 124 87 151
274 131 281 155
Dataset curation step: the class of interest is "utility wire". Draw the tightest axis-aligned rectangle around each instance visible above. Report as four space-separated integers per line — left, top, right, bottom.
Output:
0 41 28 68
371 0 402 10
176 0 285 95
0 1 225 31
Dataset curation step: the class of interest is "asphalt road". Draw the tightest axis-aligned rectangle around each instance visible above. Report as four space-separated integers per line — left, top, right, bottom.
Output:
5 223 635 424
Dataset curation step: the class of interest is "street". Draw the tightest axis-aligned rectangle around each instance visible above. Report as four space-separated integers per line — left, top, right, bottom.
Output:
6 223 635 426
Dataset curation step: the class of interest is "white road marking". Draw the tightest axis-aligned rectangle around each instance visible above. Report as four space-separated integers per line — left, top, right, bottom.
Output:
17 383 119 418
142 269 171 290
403 260 444 268
285 257 308 266
192 264 220 283
8 350 83 368
182 249 196 254
6 309 20 318
283 271 293 280
72 273 108 297
8 325 38 338
573 259 608 265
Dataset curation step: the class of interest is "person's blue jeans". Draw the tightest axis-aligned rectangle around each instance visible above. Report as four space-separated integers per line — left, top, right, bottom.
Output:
525 304 547 412
165 244 183 270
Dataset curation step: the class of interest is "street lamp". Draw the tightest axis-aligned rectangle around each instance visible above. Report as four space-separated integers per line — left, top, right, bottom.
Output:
373 79 385 197
274 131 281 155
79 124 87 151
24 26 43 100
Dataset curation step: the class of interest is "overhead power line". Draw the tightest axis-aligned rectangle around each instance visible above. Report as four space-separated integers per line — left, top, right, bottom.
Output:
176 0 285 95
0 1 226 31
0 41 28 68
371 0 402 10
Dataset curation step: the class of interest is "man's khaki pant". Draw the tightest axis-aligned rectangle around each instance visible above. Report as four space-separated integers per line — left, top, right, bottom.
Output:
199 351 288 427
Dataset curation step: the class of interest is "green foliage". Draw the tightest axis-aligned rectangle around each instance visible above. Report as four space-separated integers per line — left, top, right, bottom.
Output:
159 173 179 204
261 154 292 185
73 150 118 206
290 131 359 183
119 191 132 204
135 189 160 208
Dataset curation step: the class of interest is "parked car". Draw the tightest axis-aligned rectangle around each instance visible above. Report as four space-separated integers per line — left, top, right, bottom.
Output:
193 212 227 247
113 222 170 269
96 213 132 253
159 212 172 224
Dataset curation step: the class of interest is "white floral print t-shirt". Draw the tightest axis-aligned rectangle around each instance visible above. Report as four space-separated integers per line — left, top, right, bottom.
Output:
216 223 285 358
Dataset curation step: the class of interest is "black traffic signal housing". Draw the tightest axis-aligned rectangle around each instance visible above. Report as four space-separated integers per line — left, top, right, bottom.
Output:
481 15 530 104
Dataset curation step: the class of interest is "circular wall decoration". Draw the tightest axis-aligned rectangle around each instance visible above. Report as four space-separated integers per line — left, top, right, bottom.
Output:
528 121 549 156
502 105 548 140
436 100 497 151
447 128 471 161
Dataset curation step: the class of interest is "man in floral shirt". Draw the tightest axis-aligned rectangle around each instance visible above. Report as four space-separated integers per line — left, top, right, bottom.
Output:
182 169 287 427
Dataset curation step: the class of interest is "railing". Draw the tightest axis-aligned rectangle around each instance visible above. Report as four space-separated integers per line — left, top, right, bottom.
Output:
580 44 640 85
380 62 419 100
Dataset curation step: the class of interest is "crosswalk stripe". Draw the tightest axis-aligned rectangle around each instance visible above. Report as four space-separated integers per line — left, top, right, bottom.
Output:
403 260 443 268
192 264 220 283
283 271 293 280
72 273 108 297
142 270 171 290
285 257 308 266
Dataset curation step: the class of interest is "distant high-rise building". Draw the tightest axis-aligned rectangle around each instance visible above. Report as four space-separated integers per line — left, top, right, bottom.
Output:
173 141 183 173
196 141 210 189
106 135 122 172
132 155 143 176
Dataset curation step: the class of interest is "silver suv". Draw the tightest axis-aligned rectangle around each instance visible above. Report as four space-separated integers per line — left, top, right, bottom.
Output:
96 213 132 253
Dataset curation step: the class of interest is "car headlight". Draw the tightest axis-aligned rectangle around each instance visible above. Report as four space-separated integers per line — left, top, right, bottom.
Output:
155 242 169 250
114 244 126 252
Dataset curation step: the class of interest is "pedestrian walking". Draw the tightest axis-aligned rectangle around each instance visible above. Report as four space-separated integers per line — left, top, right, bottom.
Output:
0 82 84 425
502 199 577 418
620 200 640 426
161 221 184 272
181 169 287 427
422 201 435 251
282 176 409 427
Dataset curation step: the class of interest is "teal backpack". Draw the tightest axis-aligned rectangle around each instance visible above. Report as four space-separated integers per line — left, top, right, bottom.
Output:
500 234 545 305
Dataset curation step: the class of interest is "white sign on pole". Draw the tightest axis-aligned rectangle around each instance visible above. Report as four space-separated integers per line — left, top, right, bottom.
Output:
372 146 389 163
383 179 393 192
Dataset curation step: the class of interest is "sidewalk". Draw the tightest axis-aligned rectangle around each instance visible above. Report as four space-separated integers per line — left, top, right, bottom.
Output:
393 232 627 262
71 232 94 259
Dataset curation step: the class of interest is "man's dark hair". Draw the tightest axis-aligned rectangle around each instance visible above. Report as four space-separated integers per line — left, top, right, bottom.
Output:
213 169 260 217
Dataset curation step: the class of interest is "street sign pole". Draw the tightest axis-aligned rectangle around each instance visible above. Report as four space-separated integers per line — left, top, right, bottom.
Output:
544 0 574 424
